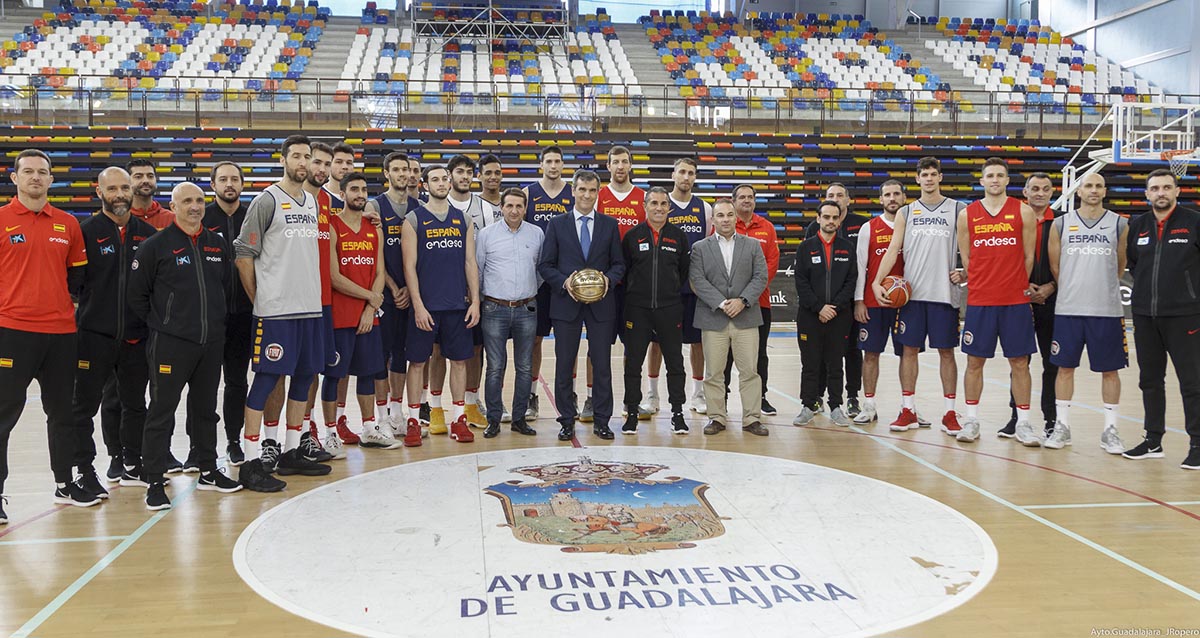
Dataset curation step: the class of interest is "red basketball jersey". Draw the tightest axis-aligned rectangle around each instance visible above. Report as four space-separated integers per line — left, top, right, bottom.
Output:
315 188 341 306
966 197 1028 306
597 184 646 239
330 214 380 329
863 215 904 308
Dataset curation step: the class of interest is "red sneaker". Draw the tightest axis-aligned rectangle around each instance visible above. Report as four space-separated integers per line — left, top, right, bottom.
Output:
890 408 919 432
307 420 320 442
940 411 962 435
403 418 423 447
336 415 361 445
450 415 475 443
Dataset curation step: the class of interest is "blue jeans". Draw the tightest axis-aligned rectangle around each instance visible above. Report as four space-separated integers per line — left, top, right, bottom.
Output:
481 299 537 424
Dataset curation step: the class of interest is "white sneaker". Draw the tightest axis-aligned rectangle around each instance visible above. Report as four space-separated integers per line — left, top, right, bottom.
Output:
1015 421 1043 447
387 412 404 438
1100 425 1125 455
322 431 347 460
690 387 707 414
360 421 404 450
1043 422 1071 450
852 399 877 424
501 407 512 423
640 393 660 414
956 417 981 442
915 411 932 428
829 407 852 427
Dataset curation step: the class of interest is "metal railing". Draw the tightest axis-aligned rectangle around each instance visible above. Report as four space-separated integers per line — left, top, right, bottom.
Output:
6 74 1195 137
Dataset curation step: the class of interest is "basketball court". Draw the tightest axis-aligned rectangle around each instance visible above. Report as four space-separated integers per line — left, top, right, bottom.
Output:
2 331 1198 637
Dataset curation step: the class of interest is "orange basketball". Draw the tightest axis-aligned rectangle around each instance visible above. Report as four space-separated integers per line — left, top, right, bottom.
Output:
881 275 912 308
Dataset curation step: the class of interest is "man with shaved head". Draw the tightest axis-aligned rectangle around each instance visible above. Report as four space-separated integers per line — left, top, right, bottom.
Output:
69 167 157 497
129 182 242 511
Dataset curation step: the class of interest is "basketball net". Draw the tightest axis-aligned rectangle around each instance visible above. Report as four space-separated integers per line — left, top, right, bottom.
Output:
1162 149 1195 179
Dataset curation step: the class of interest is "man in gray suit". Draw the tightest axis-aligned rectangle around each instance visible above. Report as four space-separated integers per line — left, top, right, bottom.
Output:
689 199 770 436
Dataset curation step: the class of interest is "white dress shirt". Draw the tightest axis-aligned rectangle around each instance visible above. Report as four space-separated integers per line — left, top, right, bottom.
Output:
716 232 737 275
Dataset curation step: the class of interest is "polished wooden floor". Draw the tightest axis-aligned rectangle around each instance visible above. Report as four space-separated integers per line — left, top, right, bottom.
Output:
2 328 1198 637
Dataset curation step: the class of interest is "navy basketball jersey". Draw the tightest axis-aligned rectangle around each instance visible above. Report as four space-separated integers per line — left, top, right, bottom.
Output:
667 194 709 247
525 181 574 231
413 205 468 312
376 194 415 288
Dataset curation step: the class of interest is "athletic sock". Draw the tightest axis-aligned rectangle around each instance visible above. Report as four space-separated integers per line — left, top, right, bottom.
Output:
1103 403 1119 428
362 416 377 434
264 420 279 442
430 391 443 409
902 391 915 411
336 402 346 422
965 400 979 419
302 412 312 430
586 384 593 398
323 420 337 438
1016 405 1031 424
944 394 956 413
284 423 302 451
1056 400 1071 426
692 376 704 394
451 400 465 422
390 398 403 417
244 433 261 460
420 384 428 403
646 375 659 398
408 403 421 423
465 389 478 404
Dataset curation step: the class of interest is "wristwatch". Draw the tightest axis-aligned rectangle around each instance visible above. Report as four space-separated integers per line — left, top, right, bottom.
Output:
739 297 750 307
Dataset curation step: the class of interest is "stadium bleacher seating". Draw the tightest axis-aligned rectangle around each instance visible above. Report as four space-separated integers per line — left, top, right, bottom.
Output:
0 0 327 100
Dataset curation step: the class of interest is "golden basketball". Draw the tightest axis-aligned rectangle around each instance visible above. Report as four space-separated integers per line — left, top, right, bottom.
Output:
568 268 608 303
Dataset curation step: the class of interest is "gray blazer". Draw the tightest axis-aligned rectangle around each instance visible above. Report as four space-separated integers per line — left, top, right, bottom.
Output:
688 233 769 331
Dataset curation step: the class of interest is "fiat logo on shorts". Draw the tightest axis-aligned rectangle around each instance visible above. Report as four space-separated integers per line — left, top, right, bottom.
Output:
264 343 284 362
963 331 974 346
897 320 906 334
859 328 868 342
1050 340 1060 355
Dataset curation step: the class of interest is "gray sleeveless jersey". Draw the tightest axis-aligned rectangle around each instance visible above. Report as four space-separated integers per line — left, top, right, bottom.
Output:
450 193 498 232
233 184 323 319
899 197 964 306
1053 210 1127 317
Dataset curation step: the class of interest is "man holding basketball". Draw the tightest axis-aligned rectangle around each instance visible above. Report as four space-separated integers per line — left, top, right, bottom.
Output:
853 180 907 424
956 158 1039 444
872 157 965 434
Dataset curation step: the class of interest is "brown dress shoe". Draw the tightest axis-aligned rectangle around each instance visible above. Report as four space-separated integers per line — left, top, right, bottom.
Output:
742 422 769 436
702 420 726 435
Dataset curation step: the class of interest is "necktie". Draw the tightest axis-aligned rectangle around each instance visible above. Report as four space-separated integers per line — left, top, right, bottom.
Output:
580 215 591 259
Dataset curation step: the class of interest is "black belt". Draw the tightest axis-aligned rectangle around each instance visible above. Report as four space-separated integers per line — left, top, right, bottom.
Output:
485 295 536 307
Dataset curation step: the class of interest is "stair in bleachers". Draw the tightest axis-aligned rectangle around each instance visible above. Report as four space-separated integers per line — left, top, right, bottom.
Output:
890 29 961 91
614 22 672 94
303 16 360 83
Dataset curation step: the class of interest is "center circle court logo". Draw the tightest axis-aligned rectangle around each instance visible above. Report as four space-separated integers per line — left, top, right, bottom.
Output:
234 448 997 638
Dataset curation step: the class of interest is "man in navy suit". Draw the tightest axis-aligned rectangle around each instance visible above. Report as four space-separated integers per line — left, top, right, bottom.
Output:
537 170 626 441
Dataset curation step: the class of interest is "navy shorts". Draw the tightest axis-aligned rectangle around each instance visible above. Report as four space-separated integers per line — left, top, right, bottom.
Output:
962 304 1036 359
858 307 904 355
322 305 337 366
535 283 553 337
407 308 474 362
379 302 408 374
472 323 484 347
252 316 327 377
895 300 960 350
1050 315 1128 372
326 327 386 378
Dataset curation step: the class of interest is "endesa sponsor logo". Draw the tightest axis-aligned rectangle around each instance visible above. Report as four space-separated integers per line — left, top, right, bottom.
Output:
284 227 321 238
49 236 70 245
340 255 376 266
426 238 464 249
973 236 1017 247
1065 245 1113 255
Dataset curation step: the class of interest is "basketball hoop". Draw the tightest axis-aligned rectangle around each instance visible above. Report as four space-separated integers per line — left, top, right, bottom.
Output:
1161 149 1196 179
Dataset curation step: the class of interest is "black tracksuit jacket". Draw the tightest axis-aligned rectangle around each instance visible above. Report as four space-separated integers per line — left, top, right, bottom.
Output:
127 223 229 345
793 234 858 315
621 222 690 309
1127 206 1200 317
74 212 157 340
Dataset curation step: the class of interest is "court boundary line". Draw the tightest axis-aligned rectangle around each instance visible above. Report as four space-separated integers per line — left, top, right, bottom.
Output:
0 535 129 547
1023 500 1200 510
8 481 198 638
770 387 1200 603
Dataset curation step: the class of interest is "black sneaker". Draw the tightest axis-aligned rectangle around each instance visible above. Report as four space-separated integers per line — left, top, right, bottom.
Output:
104 457 124 484
997 418 1017 439
846 397 861 418
76 471 109 500
226 441 245 466
261 439 282 474
298 431 334 463
419 402 431 425
198 470 244 493
182 455 201 474
1044 421 1056 438
119 465 150 488
671 412 689 435
761 397 778 416
54 482 101 508
145 482 171 511
1181 446 1200 470
276 448 332 476
165 453 184 474
621 411 638 435
0 495 8 524
1123 439 1165 460
238 459 286 493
